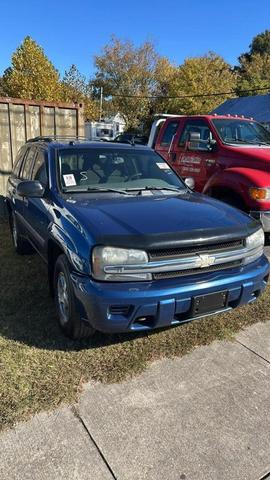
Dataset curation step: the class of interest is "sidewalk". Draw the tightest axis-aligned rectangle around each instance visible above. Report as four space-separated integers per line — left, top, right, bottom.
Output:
1 321 270 480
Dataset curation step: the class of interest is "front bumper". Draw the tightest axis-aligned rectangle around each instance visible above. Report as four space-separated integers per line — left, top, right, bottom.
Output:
71 255 270 333
250 211 270 232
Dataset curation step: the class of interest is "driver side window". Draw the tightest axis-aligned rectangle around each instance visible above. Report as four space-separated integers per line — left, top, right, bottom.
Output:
179 120 211 150
32 150 48 186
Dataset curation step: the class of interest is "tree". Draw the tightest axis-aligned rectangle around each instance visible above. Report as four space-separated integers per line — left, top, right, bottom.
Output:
1 36 61 101
0 77 4 96
237 53 270 95
60 64 99 120
165 53 237 114
250 29 270 56
150 57 178 115
239 30 270 63
237 30 270 95
93 36 161 129
61 64 90 100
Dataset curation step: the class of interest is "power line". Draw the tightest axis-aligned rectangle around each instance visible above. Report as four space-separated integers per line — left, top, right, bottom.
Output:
105 85 270 100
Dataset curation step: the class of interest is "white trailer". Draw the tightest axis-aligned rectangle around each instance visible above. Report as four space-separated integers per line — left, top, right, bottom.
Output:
85 117 125 142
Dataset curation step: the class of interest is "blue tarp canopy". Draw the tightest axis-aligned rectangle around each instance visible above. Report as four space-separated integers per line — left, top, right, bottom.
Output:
212 94 270 123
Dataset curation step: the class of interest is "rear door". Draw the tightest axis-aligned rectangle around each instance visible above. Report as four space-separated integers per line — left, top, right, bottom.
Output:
24 148 51 257
16 146 38 236
173 118 219 192
7 146 29 233
155 119 182 162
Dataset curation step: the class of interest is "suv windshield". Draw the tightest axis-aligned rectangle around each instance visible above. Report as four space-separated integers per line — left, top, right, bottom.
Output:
58 147 186 193
212 119 270 145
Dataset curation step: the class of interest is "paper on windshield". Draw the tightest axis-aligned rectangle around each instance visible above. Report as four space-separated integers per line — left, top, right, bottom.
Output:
156 163 170 169
63 174 76 186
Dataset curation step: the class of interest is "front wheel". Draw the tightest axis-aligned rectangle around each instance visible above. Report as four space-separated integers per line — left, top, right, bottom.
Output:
54 254 96 340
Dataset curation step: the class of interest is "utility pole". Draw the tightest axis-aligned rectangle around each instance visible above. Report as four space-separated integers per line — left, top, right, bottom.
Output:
99 87 103 122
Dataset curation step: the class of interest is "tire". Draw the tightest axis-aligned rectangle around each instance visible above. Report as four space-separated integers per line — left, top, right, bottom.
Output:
10 212 33 255
54 254 96 340
218 194 246 212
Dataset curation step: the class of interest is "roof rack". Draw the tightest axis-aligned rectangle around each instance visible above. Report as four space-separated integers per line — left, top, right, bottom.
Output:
26 135 89 143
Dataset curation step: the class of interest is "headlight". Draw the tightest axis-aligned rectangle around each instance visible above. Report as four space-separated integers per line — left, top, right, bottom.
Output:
243 228 264 265
245 228 264 249
92 246 151 281
249 187 270 201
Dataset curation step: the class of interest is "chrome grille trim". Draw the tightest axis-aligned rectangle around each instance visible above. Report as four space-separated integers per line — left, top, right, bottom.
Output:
153 260 242 279
104 245 263 275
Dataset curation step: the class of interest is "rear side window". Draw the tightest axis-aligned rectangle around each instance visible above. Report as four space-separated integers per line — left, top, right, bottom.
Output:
12 146 27 177
21 148 36 180
32 150 48 186
160 121 179 146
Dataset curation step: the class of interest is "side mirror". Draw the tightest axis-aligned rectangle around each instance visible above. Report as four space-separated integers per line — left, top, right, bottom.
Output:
187 132 201 151
17 180 45 198
208 138 217 150
187 132 217 152
184 177 195 190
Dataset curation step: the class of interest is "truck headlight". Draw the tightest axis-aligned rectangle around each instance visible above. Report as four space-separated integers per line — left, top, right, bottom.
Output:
92 246 151 281
243 228 264 265
249 187 270 201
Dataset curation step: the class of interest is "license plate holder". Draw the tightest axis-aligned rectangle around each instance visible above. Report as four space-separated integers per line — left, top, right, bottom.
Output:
192 290 228 316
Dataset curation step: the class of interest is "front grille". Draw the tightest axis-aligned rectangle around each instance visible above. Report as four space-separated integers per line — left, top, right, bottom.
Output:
153 260 242 280
149 240 243 260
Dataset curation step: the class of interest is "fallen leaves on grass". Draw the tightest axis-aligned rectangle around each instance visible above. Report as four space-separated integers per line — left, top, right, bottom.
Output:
0 222 269 430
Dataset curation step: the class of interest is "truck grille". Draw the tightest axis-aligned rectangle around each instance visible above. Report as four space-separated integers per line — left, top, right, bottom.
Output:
149 240 243 260
148 239 244 280
153 260 242 280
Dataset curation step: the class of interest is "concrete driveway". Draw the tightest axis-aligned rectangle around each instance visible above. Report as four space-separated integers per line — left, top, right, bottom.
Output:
1 320 270 480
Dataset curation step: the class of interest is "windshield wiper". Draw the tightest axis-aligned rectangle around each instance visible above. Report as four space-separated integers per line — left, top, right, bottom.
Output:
226 139 270 146
126 186 185 194
63 187 132 195
246 141 270 146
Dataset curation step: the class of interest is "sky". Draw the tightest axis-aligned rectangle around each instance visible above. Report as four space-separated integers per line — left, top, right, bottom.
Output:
0 0 270 79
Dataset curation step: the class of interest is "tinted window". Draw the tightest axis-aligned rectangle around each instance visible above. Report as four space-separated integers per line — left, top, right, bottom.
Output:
114 134 147 145
58 148 186 192
12 146 27 177
212 119 270 145
179 119 211 149
160 121 179 146
32 150 48 186
21 148 36 180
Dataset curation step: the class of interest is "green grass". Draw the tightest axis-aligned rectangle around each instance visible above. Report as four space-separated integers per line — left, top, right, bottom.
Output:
0 220 270 431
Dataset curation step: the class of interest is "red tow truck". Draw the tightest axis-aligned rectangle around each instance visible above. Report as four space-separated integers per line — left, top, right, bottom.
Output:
148 114 270 234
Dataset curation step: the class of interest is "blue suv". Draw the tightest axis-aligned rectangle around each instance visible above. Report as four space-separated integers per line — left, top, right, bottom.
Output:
6 136 270 339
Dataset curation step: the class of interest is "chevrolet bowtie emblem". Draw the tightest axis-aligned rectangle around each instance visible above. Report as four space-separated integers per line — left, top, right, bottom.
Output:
198 254 216 268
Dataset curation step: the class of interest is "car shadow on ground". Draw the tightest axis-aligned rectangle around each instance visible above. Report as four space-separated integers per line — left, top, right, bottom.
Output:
0 220 158 352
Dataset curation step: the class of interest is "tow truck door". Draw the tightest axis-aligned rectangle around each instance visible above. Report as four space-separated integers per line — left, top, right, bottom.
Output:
172 118 219 192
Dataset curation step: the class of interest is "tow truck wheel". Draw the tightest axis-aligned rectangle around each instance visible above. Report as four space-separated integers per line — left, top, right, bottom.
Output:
217 193 246 212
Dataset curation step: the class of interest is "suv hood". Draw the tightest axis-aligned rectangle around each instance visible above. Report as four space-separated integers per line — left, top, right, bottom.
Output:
64 192 259 249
